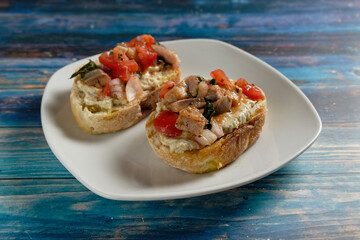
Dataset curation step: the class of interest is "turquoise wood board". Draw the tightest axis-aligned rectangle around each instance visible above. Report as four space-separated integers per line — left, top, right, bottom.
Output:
1 0 360 239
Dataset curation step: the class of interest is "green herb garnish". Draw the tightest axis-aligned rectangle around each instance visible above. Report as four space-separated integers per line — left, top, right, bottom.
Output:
203 101 215 129
70 60 98 79
209 78 217 85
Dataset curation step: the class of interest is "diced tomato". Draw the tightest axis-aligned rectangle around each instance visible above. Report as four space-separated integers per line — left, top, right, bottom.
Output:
141 34 156 47
99 50 138 82
126 34 158 69
111 65 130 82
236 78 265 100
113 46 129 61
127 34 155 48
99 49 132 67
122 59 138 72
99 51 119 69
210 69 231 86
99 35 158 82
243 85 265 100
136 45 157 69
235 78 248 89
100 82 111 97
154 111 182 137
159 81 175 98
127 36 143 47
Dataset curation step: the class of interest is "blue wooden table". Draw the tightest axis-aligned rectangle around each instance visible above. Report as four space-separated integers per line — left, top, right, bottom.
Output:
1 0 360 239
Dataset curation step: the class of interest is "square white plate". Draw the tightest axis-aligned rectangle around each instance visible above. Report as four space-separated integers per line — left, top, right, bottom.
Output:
41 39 321 201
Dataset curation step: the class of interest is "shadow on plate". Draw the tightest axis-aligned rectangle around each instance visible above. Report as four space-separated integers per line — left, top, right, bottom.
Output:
114 132 210 187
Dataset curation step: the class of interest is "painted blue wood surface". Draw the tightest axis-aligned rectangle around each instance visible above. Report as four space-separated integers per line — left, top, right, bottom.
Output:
1 175 360 239
1 0 360 239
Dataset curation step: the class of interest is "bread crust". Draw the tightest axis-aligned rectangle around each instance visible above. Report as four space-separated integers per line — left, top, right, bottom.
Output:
70 68 181 134
146 99 266 174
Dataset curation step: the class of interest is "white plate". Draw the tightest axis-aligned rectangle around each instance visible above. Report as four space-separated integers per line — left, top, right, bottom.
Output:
41 39 321 201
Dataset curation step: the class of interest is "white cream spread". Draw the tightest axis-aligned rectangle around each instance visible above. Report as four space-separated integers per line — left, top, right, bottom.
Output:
220 99 259 134
75 80 127 113
158 99 262 153
155 102 168 116
141 69 175 91
159 134 200 153
76 68 177 113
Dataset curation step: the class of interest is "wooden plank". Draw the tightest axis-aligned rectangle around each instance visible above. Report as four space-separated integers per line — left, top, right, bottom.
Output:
1 23 359 58
260 54 360 86
1 0 359 14
1 1 359 58
1 1 359 33
0 175 359 239
0 68 49 89
1 31 359 57
0 58 73 89
0 125 359 179
0 89 42 127
1 53 359 89
0 32 360 60
302 86 360 125
0 128 71 178
2 0 357 14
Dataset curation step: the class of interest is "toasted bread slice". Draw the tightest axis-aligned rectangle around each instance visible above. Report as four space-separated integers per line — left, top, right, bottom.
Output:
145 72 266 173
146 100 266 173
69 35 181 134
70 67 181 134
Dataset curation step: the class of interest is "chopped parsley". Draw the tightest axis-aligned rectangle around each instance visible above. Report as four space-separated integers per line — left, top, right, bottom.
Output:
204 122 212 130
203 100 215 130
209 78 217 85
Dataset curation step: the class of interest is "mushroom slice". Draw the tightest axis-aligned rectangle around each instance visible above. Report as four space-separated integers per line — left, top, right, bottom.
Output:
168 98 206 112
214 96 232 114
83 69 111 87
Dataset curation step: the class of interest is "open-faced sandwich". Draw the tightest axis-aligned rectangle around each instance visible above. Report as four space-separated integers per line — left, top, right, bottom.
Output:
70 34 181 134
146 69 267 173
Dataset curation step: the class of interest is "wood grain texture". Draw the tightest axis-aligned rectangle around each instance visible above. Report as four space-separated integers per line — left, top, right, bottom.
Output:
1 0 360 239
0 128 71 178
1 54 360 89
1 176 360 239
0 89 42 127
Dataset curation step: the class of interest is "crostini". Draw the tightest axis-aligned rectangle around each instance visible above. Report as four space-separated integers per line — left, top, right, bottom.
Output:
146 69 267 173
70 34 181 134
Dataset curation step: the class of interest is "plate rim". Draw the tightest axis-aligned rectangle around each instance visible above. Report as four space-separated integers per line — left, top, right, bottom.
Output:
41 38 322 201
